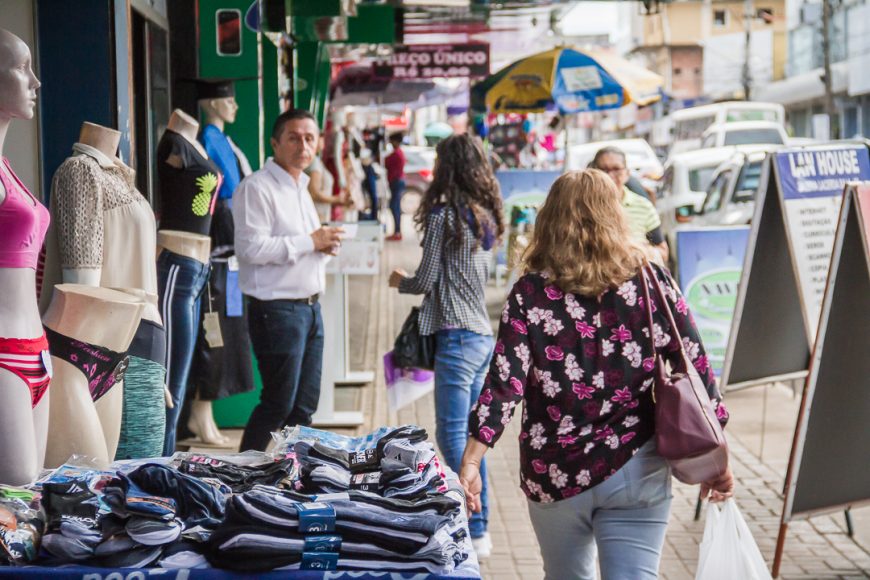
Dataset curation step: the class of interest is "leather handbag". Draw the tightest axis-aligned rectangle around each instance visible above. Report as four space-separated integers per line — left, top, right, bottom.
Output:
640 264 729 485
393 307 436 370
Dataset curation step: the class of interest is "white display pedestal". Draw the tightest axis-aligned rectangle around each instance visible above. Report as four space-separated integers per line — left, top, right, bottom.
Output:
312 221 382 427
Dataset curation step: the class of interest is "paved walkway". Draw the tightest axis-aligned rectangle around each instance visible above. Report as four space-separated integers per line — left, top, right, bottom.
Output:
197 218 870 579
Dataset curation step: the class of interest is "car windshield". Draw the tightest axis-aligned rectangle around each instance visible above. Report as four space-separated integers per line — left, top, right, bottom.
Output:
733 161 764 203
688 166 718 192
723 129 784 146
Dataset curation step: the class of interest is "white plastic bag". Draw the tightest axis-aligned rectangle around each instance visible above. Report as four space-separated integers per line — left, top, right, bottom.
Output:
695 499 772 580
384 351 434 412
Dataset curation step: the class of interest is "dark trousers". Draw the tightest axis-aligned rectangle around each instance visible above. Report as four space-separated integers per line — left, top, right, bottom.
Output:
240 297 324 452
389 179 405 235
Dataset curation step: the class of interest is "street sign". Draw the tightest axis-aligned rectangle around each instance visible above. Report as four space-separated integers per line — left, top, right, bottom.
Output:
774 182 870 575
721 143 870 391
675 227 750 378
373 44 490 80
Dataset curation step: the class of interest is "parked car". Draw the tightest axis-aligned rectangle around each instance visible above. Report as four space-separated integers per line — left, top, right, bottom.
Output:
657 147 742 250
566 138 663 190
668 101 785 155
700 121 787 149
692 146 779 227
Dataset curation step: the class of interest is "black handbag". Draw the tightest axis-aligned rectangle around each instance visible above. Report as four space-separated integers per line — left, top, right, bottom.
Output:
393 307 436 370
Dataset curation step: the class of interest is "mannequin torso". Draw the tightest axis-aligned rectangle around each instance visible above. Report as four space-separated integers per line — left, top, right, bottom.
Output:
167 110 208 162
43 285 144 468
0 28 49 484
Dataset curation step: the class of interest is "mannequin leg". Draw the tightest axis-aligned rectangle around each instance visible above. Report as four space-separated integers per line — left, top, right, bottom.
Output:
33 388 49 472
0 370 41 485
95 383 124 459
44 361 111 468
187 398 228 445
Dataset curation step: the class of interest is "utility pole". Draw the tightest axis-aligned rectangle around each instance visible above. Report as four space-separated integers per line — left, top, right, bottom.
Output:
742 0 753 100
821 0 837 137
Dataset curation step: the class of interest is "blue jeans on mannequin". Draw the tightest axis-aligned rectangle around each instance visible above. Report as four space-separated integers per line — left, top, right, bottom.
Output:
389 179 405 236
240 298 324 452
157 251 210 456
526 440 673 580
433 328 494 538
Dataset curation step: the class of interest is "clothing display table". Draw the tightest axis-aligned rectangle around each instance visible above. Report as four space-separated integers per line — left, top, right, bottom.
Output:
0 425 480 580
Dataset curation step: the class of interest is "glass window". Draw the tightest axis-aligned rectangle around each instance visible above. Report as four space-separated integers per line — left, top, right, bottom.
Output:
216 9 242 56
703 170 732 214
688 166 717 192
725 109 780 122
733 161 764 203
723 129 784 145
714 10 727 26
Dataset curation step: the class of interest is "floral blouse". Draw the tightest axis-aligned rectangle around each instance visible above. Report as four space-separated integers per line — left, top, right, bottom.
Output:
469 263 728 503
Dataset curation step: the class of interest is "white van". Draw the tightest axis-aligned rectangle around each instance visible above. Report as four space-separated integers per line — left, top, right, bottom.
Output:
669 101 785 155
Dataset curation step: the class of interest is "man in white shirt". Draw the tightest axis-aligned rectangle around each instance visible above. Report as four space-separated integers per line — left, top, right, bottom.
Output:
233 109 343 452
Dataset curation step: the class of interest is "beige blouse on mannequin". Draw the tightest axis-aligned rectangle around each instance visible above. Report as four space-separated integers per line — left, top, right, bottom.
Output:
39 122 158 311
158 110 211 265
42 285 144 468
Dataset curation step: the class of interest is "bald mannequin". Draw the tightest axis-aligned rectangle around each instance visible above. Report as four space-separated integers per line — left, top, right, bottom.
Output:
0 28 46 485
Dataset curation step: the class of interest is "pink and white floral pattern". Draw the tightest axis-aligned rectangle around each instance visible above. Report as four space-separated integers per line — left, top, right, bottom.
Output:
469 264 728 503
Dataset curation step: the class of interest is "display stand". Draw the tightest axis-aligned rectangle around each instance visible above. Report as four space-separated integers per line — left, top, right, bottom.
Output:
312 221 382 427
721 143 870 392
772 182 870 577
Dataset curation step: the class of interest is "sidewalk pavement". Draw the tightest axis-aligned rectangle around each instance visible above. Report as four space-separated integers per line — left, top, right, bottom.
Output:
194 218 870 579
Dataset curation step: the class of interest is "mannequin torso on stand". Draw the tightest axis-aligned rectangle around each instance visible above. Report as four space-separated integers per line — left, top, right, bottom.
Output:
0 28 49 485
156 109 221 456
181 91 255 446
42 285 144 468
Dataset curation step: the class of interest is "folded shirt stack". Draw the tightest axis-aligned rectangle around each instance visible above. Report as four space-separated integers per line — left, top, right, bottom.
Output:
177 455 296 493
206 485 468 574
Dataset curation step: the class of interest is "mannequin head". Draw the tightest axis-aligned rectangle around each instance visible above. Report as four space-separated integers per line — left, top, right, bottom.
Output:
199 97 238 128
0 29 40 123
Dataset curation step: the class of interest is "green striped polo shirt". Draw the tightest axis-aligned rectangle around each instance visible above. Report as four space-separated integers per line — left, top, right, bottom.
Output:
622 187 661 242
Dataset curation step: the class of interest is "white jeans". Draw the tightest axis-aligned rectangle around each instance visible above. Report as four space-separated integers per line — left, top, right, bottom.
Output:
526 441 673 580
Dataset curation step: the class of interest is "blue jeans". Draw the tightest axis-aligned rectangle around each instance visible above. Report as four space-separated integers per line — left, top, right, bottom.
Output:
363 166 379 221
157 251 210 456
526 441 673 580
240 298 324 452
389 179 405 235
433 329 494 538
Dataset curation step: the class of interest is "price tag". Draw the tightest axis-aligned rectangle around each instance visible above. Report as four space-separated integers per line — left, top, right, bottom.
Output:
203 312 224 348
227 256 239 272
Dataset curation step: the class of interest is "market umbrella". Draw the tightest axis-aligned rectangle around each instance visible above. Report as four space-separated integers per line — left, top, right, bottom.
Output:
470 46 663 115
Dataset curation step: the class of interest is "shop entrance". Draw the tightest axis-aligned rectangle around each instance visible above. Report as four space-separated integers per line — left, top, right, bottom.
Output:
131 5 171 206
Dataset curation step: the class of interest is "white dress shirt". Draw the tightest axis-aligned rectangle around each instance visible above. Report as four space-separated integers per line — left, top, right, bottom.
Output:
233 158 329 301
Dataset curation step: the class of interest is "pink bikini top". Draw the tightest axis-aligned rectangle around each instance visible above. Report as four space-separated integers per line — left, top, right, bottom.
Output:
0 157 50 269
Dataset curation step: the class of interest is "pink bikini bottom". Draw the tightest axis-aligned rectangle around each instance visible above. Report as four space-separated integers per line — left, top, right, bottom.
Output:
0 335 51 408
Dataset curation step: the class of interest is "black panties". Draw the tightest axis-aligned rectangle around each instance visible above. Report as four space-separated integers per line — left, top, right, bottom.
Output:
44 326 130 402
128 319 166 366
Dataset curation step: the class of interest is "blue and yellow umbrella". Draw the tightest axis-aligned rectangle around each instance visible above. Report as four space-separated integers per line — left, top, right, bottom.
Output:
471 46 663 115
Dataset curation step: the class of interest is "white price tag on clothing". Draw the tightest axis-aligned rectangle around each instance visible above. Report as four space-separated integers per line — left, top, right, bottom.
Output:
203 312 224 348
228 256 239 272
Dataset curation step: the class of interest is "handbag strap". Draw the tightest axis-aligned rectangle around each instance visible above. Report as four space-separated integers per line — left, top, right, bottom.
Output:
639 261 689 361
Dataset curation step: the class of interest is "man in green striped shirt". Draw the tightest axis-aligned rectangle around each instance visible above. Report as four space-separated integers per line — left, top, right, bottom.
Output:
592 147 669 263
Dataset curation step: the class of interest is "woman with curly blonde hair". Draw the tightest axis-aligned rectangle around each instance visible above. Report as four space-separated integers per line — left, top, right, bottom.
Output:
459 170 733 579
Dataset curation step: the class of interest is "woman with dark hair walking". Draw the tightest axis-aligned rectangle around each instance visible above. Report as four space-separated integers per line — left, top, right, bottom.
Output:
388 133 505 557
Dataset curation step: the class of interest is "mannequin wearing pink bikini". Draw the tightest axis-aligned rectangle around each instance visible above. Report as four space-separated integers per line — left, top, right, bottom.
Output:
0 28 49 485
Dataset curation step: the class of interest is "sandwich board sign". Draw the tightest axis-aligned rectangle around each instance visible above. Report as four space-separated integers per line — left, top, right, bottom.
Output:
773 182 870 576
721 143 870 391
675 226 751 378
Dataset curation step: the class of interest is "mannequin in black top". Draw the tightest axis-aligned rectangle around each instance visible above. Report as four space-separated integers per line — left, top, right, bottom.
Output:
156 130 221 235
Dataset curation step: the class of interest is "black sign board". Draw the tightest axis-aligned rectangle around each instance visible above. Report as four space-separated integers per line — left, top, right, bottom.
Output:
772 182 870 576
373 44 490 80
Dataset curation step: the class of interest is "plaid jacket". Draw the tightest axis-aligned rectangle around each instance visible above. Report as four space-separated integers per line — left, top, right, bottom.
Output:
399 207 493 337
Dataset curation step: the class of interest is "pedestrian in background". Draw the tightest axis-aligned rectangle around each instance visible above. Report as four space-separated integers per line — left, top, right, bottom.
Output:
233 109 344 452
385 132 407 241
459 170 733 579
388 134 505 557
305 134 338 224
591 146 669 264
